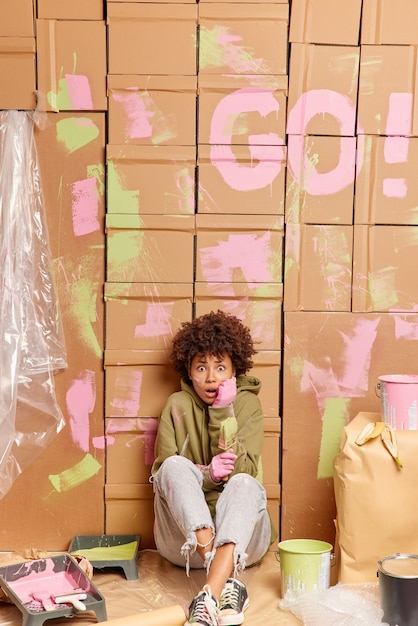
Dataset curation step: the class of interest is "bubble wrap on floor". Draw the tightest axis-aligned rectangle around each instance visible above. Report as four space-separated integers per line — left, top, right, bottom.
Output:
279 583 389 626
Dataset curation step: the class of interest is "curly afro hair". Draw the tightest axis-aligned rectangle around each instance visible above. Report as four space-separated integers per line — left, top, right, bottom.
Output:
170 310 257 381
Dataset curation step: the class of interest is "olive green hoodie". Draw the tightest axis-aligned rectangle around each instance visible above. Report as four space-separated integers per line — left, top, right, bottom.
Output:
152 374 277 543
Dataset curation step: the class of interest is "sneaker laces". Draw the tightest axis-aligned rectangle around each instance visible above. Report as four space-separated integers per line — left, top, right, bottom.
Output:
192 585 219 625
219 582 239 611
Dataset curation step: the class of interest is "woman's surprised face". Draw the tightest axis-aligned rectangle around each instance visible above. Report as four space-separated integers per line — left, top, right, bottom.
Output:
189 353 235 405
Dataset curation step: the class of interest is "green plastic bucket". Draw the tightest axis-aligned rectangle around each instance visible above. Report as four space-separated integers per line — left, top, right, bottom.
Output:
278 539 333 597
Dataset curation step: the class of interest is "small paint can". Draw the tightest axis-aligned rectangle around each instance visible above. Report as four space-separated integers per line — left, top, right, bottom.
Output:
378 553 418 626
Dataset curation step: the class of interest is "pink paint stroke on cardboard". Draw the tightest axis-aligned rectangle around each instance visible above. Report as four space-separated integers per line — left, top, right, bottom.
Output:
113 91 154 139
71 177 100 236
65 74 93 110
134 302 174 339
111 370 143 417
66 370 96 453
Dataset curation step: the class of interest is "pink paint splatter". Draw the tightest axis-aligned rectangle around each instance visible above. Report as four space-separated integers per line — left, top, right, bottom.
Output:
71 178 100 236
134 302 174 339
111 371 143 417
66 370 96 453
199 232 275 283
113 91 154 139
65 74 93 110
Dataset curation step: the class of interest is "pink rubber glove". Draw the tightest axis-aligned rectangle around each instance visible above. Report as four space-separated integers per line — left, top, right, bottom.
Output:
212 377 237 408
208 450 237 482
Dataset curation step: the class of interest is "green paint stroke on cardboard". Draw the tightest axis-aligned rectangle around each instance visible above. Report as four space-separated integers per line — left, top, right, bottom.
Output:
107 161 140 214
369 267 399 310
49 453 101 492
200 26 271 74
107 231 144 282
56 118 100 154
317 398 350 479
87 163 105 197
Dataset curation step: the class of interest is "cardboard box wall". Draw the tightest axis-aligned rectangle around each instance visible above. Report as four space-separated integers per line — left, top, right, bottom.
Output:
107 76 197 147
0 112 105 550
361 0 418 44
352 225 418 312
0 0 34 36
36 19 107 111
281 311 418 545
198 4 288 75
284 224 353 312
107 145 196 215
106 214 195 284
285 135 356 225
357 45 418 136
197 143 286 215
105 283 193 351
195 214 284 284
0 37 36 109
286 43 360 136
197 75 288 144
354 136 418 225
107 3 197 76
37 0 104 19
289 0 362 45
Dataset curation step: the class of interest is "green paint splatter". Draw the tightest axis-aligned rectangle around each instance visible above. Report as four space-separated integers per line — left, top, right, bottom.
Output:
56 118 100 154
369 268 398 310
87 163 105 197
107 161 140 214
289 356 304 378
317 398 350 479
199 25 271 74
49 453 102 492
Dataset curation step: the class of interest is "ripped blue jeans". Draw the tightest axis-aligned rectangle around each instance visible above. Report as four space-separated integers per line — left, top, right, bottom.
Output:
152 455 272 576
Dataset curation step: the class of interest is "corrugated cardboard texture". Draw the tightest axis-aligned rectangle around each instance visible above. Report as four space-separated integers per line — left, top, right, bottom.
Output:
287 43 360 136
195 214 284 283
107 75 197 147
289 0 362 45
354 135 418 225
0 0 34 36
358 45 418 136
285 135 356 225
352 225 418 312
107 145 196 215
36 19 107 111
284 224 353 312
0 37 36 109
37 0 104 19
198 4 288 75
107 4 198 75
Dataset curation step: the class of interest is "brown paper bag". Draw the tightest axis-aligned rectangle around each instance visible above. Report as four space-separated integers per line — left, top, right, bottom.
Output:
334 411 418 583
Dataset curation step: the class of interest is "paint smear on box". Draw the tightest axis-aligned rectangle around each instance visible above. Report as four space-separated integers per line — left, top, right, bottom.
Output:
317 398 350 479
113 91 176 144
394 315 418 340
56 118 99 154
200 26 270 74
111 371 143 417
107 160 140 214
49 453 101 492
66 370 96 453
199 232 277 283
107 231 145 282
56 255 103 358
72 177 100 236
65 74 93 110
134 302 174 340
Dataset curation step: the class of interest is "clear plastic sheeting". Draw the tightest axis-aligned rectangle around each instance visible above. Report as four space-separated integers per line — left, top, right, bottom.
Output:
0 110 67 499
279 583 389 626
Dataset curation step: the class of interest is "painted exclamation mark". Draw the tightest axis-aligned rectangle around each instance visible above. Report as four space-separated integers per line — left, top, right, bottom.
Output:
383 92 413 198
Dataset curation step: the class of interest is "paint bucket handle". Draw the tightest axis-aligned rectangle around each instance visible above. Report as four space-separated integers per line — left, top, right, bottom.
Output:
376 382 381 398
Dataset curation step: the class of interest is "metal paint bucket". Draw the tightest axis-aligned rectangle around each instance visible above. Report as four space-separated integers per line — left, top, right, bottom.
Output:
378 553 418 626
377 374 418 430
278 539 333 597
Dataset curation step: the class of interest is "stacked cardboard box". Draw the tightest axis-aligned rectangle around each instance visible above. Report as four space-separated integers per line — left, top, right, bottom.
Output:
0 1 107 548
104 1 197 543
195 0 289 535
282 0 418 547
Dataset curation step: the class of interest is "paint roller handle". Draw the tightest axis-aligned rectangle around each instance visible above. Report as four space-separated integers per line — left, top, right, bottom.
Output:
54 593 87 611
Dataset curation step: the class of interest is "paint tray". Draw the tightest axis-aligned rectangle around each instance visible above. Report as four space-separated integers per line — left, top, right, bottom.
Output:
68 534 140 580
0 554 107 626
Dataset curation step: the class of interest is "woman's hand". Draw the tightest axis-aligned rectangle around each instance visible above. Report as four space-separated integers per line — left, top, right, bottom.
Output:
212 377 237 408
208 450 237 482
